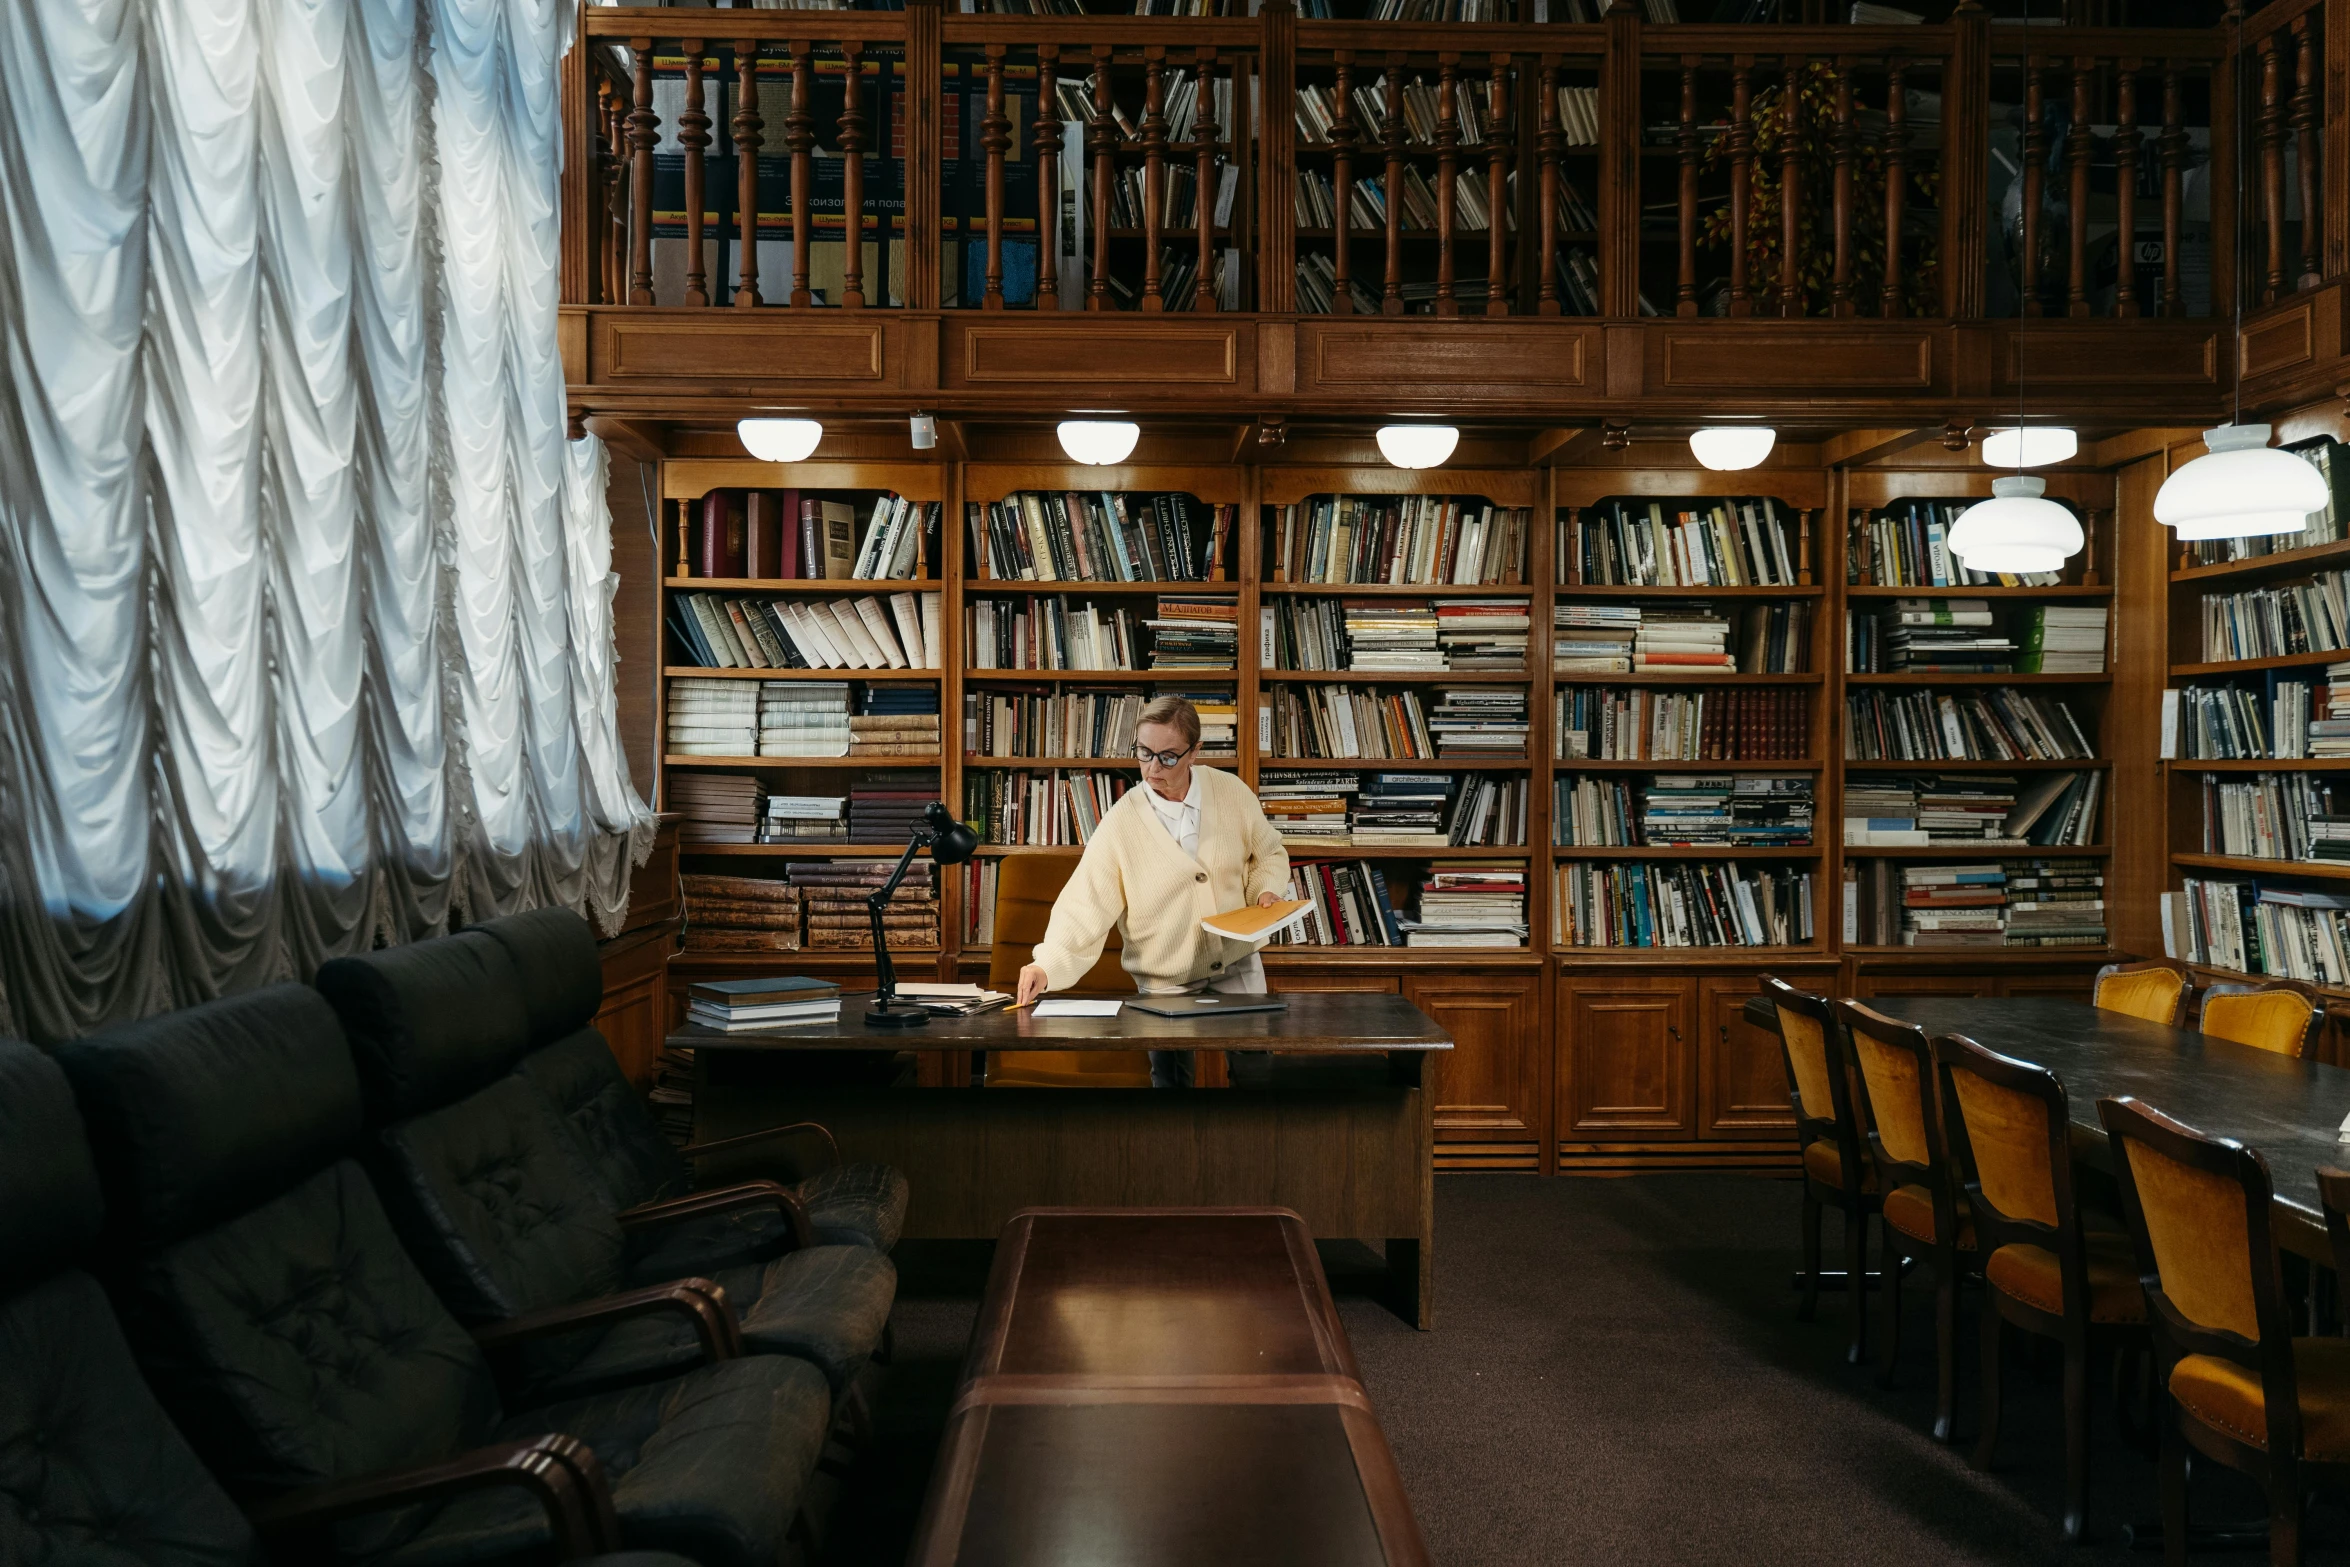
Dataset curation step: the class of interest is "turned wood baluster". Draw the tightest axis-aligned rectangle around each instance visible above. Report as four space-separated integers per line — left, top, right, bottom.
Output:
627 39 657 305
787 43 815 307
2021 58 2044 316
1676 60 1699 316
1088 46 1114 310
2292 15 2320 289
2067 56 2092 316
1437 58 1460 316
1564 505 1582 584
839 43 867 308
1778 62 1803 317
680 41 710 306
1038 49 1062 307
2114 63 2140 318
2160 61 2184 315
1382 56 1406 316
983 47 1010 309
600 82 626 304
1831 59 1855 317
2259 32 2285 304
1334 55 1360 315
1141 49 1167 312
1729 61 1754 317
1194 49 1219 311
1486 56 1509 316
1882 60 1906 318
733 43 763 308
1536 57 1561 315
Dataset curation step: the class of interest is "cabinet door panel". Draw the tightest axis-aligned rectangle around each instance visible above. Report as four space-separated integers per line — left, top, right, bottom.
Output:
1405 975 1544 1165
1268 975 1403 994
1697 978 1797 1140
1562 980 1693 1137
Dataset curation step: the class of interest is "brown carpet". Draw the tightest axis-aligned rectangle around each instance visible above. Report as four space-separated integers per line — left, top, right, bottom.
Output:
821 1175 2315 1564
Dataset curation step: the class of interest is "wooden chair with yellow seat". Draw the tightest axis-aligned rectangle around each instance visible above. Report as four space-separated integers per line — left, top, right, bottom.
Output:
1836 999 1977 1441
2094 960 2190 1028
2197 979 2322 1061
1763 976 1877 1366
982 852 1150 1088
2095 1096 2350 1567
1935 1032 2149 1543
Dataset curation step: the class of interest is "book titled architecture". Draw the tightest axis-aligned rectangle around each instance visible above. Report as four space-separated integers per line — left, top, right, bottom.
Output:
1200 899 1315 943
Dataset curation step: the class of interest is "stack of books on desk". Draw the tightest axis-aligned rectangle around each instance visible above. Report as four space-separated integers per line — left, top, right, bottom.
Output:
686 977 842 1033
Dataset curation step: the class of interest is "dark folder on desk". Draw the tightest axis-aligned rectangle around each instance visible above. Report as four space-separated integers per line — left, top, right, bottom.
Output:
1128 997 1289 1019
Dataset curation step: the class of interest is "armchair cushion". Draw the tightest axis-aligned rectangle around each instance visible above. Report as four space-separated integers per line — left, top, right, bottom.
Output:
314 933 532 1125
0 1039 105 1292
2168 1338 2350 1461
471 909 605 1046
520 1029 687 1213
623 1163 910 1276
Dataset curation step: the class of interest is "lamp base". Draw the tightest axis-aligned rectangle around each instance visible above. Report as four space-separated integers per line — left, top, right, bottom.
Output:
862 1004 931 1030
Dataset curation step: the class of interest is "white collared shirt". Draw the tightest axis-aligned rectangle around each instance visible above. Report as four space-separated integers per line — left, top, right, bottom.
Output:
1144 770 1203 859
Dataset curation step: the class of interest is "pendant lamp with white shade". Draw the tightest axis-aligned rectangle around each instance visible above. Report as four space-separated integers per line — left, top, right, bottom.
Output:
2154 424 2326 540
1946 476 2085 574
738 418 824 463
1688 426 1777 471
1057 419 1141 466
1979 426 2078 469
1376 425 1460 470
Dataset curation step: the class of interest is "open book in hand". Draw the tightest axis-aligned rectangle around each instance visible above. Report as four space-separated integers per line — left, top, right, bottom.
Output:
1199 899 1314 944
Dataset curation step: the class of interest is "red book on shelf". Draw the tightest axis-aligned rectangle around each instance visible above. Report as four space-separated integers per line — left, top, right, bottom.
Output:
699 492 746 578
773 489 801 578
746 491 784 579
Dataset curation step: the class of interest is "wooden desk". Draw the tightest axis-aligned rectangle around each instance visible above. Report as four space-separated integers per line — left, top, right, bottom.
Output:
908 1208 1429 1567
676 994 1452 1327
1743 993 2350 1263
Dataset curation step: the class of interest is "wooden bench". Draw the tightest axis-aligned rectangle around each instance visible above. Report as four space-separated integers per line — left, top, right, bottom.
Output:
908 1206 1429 1567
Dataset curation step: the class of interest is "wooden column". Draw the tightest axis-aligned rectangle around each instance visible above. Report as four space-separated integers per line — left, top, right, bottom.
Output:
1381 53 1406 316
1088 45 1115 310
1778 61 1803 317
734 42 763 308
904 0 944 311
1941 0 1989 318
1882 60 1907 317
2292 14 2321 289
983 47 1010 309
1437 57 1461 317
601 80 627 304
1537 56 1562 315
2114 61 2140 318
2161 60 2186 316
788 44 816 307
840 42 869 308
2066 56 2093 316
628 38 658 306
1676 59 1699 316
1830 58 1855 317
1259 1 1297 313
1334 54 1360 315
2021 56 2045 316
1598 1 1642 318
680 40 710 307
1195 48 1221 311
1142 49 1169 312
1728 60 1754 316
2259 31 2286 304
561 23 590 304
1486 55 1510 316
1038 48 1063 309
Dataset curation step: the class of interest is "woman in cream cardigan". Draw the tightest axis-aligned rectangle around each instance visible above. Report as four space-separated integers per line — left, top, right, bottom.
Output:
1015 695 1290 1087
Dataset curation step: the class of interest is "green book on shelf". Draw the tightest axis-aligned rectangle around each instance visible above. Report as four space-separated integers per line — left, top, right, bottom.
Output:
2014 605 2048 674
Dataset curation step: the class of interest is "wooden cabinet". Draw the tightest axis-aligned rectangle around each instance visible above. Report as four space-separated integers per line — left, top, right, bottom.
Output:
1405 974 1545 1172
1697 978 1796 1140
596 924 676 1086
1560 976 1692 1138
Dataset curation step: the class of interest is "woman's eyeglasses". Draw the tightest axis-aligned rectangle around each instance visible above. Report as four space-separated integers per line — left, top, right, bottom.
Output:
1132 742 1196 769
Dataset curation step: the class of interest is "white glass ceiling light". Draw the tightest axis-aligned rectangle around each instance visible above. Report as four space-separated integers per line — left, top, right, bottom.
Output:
1056 419 1140 466
1375 425 1460 470
1979 426 2079 469
737 418 824 463
1688 426 1777 471
2154 424 2326 540
1946 476 2085 574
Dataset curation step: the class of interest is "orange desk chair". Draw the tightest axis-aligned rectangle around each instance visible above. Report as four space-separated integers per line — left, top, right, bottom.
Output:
2094 961 2190 1028
1765 976 1878 1366
2198 979 2322 1060
983 853 1149 1088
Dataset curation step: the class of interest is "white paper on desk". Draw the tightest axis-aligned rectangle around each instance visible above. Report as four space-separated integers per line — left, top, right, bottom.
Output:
1032 998 1124 1017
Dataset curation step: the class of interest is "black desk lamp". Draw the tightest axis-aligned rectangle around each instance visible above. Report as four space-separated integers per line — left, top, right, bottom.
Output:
865 800 981 1029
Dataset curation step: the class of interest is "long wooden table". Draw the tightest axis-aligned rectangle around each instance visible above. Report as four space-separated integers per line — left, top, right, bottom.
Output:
1744 993 2350 1262
676 993 1452 1326
908 1207 1429 1567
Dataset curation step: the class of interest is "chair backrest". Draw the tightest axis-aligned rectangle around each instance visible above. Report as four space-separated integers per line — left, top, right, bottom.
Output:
1835 999 1954 1217
313 928 535 1124
0 1039 262 1564
2198 980 2320 1059
55 986 502 1523
519 1028 692 1210
1762 976 1864 1192
472 906 607 1048
2104 1097 2300 1451
984 852 1128 991
1933 1032 2080 1273
2093 961 2189 1028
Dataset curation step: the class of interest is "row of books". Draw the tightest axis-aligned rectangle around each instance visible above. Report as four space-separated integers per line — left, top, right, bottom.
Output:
2161 677 2330 760
2199 570 2350 662
1843 772 2103 846
680 490 936 583
668 590 941 672
966 492 1236 583
1256 770 1529 847
1555 862 1815 948
1289 167 1505 235
1267 496 1530 586
1842 687 2094 762
2182 439 2344 568
2165 876 2350 984
679 863 939 953
668 679 848 759
1845 600 2107 675
1094 161 1242 233
1292 76 1497 149
1554 603 1810 674
1399 866 1528 947
2197 771 2350 863
1261 597 1528 672
1046 67 1231 145
672 774 844 846
963 688 1239 761
1846 859 2105 948
1294 250 1380 314
1561 497 1803 588
963 768 1130 845
1555 685 1809 760
1552 773 1813 847
1259 685 1528 759
1264 859 1405 946
1852 502 2066 588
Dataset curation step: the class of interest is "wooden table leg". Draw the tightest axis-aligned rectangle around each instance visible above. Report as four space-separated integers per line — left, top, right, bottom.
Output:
1386 1235 1431 1329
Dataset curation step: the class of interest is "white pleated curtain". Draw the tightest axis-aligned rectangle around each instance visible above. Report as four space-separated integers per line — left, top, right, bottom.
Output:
0 0 653 1041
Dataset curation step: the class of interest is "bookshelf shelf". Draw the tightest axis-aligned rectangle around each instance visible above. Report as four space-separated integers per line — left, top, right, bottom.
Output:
665 667 944 681
1262 756 1532 770
1282 845 1537 859
1554 672 1825 686
2169 650 2348 677
1845 946 2127 964
666 577 942 593
1555 585 1825 600
1554 758 1823 772
965 756 1148 769
1842 758 2113 772
2184 959 2350 1000
1844 843 2111 859
1549 944 1829 964
665 755 942 769
1549 845 1819 860
966 579 1219 595
1844 672 2113 687
1264 670 1530 684
2172 853 2350 880
1261 582 1537 598
2164 758 2350 771
963 668 1238 682
2170 538 2350 584
1844 585 2116 600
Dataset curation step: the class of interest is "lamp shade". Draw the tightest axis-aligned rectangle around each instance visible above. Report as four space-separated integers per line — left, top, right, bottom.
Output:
1979 426 2078 468
922 800 981 866
1375 425 1460 470
2154 423 2326 540
1946 475 2084 575
737 418 824 463
1688 426 1777 471
1056 420 1140 466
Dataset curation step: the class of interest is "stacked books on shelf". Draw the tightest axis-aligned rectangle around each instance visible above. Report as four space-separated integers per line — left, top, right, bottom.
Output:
1262 598 1532 673
666 678 850 759
1636 609 1734 674
2324 666 2350 756
1637 775 1815 846
795 859 938 950
2003 861 2110 947
965 687 1155 760
1843 687 2093 761
1846 598 2016 674
1146 596 1239 668
2017 605 2110 673
848 771 942 842
762 794 849 843
1293 251 1380 315
850 684 940 757
1845 859 2107 948
1555 686 1807 760
1562 496 1801 586
672 774 765 846
1260 772 1357 847
1265 860 1405 947
1854 501 2064 587
1352 773 1452 845
758 682 853 758
1554 603 1810 674
2162 678 2317 759
668 591 940 672
2182 439 2345 567
966 597 1143 669
1268 496 1529 585
1554 604 1640 672
685 976 842 1034
2168 877 2350 983
681 874 802 951
1430 688 1529 757
681 490 936 583
649 1041 694 1143
2199 571 2350 661
1401 866 1528 948
2198 771 2346 861
1841 772 2103 846
964 769 1130 846
1892 864 2007 946
1555 862 1815 948
966 492 1236 583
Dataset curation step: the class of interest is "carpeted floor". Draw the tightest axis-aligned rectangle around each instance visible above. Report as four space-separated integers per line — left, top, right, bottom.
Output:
822 1174 2326 1565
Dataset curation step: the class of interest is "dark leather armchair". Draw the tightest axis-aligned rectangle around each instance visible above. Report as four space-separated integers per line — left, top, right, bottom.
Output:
314 931 895 1407
55 984 830 1567
478 906 910 1258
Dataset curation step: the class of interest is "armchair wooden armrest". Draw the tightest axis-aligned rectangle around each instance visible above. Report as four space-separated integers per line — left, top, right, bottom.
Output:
470 1279 743 1363
250 1433 620 1560
619 1180 818 1252
678 1119 841 1171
